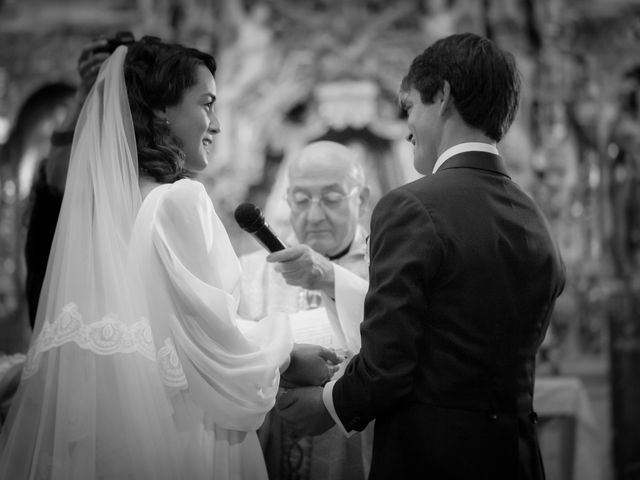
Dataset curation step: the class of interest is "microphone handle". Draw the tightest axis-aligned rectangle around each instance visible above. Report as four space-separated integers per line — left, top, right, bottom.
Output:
253 225 286 252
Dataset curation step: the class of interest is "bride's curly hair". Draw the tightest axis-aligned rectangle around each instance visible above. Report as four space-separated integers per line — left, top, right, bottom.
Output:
124 36 217 183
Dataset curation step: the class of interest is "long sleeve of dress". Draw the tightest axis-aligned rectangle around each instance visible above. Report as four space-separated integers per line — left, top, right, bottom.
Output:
147 180 292 432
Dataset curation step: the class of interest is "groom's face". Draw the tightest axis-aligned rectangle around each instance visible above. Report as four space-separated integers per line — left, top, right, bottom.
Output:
401 87 441 175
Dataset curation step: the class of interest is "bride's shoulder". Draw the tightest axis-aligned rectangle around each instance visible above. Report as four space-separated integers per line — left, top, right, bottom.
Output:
150 179 214 231
149 179 215 226
160 178 209 206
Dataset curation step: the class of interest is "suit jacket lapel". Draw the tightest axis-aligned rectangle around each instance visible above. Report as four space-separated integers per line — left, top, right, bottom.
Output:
437 152 510 179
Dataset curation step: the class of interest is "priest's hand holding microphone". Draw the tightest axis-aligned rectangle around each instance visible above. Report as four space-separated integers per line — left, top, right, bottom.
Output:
234 203 342 388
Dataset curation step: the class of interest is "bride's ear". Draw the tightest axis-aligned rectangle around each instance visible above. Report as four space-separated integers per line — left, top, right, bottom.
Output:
153 109 169 125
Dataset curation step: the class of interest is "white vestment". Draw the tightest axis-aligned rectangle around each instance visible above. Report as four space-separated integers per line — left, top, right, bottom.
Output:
238 227 372 480
238 227 368 355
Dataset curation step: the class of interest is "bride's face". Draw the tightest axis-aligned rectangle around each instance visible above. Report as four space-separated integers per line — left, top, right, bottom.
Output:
164 66 220 172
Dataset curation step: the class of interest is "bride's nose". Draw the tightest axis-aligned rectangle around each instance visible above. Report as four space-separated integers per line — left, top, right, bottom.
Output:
208 114 221 134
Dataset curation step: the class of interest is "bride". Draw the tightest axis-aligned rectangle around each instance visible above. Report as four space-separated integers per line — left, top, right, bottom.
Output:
0 37 336 479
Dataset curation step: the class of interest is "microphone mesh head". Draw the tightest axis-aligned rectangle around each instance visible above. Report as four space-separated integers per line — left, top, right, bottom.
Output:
234 203 264 233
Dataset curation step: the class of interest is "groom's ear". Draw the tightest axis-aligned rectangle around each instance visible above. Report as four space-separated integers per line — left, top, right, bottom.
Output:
438 80 452 117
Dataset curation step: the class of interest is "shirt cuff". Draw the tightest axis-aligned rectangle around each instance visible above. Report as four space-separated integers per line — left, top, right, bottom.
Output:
322 379 353 438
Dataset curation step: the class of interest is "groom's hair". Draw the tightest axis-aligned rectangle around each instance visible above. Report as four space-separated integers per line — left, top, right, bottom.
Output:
400 32 521 142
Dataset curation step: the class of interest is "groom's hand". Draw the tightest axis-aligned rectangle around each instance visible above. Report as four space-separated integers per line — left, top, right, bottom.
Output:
281 343 342 388
276 386 335 436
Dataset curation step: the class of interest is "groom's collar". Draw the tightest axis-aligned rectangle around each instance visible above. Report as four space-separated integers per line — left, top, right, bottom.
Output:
437 152 510 178
434 143 509 179
433 142 499 173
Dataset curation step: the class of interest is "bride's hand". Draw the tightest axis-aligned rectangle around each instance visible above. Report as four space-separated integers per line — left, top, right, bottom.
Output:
281 343 343 388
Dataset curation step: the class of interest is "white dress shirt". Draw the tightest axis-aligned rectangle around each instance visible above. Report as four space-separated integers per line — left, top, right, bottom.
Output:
432 142 499 173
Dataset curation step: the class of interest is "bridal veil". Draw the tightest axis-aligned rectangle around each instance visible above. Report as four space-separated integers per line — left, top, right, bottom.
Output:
0 45 183 480
0 44 291 480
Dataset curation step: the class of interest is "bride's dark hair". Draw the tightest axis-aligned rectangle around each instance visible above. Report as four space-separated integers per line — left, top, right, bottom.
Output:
124 36 217 183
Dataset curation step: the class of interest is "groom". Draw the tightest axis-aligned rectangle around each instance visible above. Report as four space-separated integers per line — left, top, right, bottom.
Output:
277 32 565 479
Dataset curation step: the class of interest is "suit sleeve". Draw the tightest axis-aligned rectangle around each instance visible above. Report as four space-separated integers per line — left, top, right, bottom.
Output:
331 188 445 431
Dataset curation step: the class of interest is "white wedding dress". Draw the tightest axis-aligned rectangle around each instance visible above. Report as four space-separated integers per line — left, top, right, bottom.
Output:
0 46 291 479
129 177 292 479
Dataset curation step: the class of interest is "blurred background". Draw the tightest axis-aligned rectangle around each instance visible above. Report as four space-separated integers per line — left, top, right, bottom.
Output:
1 1 639 479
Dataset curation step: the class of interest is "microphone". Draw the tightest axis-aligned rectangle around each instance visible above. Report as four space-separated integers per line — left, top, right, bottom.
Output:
234 203 287 252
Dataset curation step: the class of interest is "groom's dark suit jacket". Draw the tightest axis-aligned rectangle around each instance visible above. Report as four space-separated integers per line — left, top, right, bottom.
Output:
332 152 565 479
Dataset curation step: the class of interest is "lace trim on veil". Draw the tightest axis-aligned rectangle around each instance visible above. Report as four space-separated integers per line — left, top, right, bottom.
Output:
22 303 188 390
157 336 189 389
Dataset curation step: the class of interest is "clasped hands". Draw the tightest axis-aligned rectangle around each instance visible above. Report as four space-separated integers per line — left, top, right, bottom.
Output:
278 343 340 436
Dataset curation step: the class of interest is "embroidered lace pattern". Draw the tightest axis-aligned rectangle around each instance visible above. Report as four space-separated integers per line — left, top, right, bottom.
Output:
157 337 188 389
22 303 187 390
